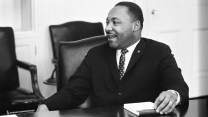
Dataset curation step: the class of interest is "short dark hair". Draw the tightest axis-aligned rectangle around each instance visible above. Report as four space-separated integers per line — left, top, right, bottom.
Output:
115 1 144 29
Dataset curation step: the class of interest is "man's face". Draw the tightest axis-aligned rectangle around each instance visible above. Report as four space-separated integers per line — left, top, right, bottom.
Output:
105 6 135 49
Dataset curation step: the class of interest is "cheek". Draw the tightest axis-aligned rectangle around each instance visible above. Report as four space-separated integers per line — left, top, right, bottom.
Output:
119 29 132 39
119 25 132 35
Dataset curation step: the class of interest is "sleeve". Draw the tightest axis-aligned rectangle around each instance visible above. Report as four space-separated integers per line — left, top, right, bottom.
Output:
41 51 93 111
158 44 189 105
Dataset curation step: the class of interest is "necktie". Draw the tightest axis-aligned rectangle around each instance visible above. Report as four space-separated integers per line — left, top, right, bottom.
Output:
118 48 128 79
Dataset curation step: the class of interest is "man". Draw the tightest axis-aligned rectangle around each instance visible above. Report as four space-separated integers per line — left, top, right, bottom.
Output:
37 1 189 115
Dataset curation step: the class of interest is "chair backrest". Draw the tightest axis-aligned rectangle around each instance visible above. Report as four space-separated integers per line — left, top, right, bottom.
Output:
0 27 19 92
49 21 105 60
57 35 108 91
57 35 108 108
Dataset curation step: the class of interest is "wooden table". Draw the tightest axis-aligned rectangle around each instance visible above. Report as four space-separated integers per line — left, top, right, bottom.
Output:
16 99 208 117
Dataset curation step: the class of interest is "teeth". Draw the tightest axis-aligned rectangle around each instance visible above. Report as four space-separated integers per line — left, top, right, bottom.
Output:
107 34 116 38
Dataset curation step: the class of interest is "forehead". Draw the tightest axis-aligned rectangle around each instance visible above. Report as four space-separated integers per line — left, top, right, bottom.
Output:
107 6 131 21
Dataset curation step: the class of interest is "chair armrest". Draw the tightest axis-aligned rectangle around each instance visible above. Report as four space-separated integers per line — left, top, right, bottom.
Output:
52 58 58 65
16 60 44 100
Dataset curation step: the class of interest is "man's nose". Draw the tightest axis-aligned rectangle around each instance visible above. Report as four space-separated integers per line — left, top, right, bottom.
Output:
105 24 113 32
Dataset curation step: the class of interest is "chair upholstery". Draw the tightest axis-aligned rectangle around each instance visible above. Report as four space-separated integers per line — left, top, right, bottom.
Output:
0 27 44 115
47 21 105 85
50 21 105 63
57 35 108 108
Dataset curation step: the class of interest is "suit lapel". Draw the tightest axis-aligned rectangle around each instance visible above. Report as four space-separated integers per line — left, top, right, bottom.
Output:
105 47 120 83
125 38 147 75
104 38 148 82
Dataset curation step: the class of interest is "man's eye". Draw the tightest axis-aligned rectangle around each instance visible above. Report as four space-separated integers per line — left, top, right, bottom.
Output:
113 21 120 25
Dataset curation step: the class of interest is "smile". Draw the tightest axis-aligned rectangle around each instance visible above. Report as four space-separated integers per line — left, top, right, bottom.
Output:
107 34 117 38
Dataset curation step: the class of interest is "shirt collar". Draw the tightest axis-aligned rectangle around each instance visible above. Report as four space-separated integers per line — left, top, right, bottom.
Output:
126 39 140 54
116 39 141 58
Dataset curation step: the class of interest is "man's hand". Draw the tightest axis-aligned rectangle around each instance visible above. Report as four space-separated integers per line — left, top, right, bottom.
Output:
36 104 49 112
154 90 178 114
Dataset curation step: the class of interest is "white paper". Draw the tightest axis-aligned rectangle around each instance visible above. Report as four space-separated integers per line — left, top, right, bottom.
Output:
124 102 155 116
0 115 17 117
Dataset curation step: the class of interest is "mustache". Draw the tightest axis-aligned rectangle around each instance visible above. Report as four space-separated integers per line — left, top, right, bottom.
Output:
106 31 111 35
106 31 117 36
106 30 114 34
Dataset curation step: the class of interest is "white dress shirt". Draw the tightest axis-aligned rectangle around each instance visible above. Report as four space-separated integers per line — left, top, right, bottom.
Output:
116 40 140 73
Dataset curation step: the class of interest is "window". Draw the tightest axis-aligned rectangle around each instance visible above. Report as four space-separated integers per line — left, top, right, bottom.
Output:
0 0 32 31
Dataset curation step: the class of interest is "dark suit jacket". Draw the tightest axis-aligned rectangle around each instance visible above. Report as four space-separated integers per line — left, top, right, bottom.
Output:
43 38 189 111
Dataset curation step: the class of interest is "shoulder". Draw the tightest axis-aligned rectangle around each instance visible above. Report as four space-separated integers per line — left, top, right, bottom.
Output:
140 37 173 59
87 43 110 56
142 37 170 48
142 37 171 52
92 42 109 50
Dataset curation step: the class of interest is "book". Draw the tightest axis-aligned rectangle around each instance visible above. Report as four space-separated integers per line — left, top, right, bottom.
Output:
0 115 17 117
124 102 156 116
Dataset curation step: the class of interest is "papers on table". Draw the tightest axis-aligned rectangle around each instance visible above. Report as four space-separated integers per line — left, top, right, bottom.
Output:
124 102 156 116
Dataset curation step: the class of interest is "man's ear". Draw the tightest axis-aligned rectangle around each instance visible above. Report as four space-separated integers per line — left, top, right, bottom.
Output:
132 20 141 32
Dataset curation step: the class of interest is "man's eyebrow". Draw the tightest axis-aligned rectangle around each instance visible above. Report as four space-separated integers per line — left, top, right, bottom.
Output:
106 17 120 21
112 17 119 20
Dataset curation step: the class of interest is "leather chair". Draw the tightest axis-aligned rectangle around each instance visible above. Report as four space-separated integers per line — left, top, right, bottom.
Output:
45 21 105 85
0 27 44 115
57 35 108 108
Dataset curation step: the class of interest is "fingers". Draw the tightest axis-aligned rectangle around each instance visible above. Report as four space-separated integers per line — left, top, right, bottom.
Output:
161 100 176 114
154 91 177 115
166 101 176 114
36 104 49 112
154 91 165 110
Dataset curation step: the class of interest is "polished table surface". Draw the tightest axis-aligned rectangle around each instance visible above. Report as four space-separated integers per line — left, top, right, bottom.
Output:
16 99 208 117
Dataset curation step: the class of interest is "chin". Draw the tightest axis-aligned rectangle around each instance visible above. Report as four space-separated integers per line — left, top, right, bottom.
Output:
108 42 118 49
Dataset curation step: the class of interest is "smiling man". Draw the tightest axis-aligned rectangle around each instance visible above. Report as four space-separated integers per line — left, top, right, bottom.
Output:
106 3 142 49
37 1 189 115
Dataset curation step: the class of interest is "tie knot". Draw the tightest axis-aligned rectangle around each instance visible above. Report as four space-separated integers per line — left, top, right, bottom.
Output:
121 48 128 55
